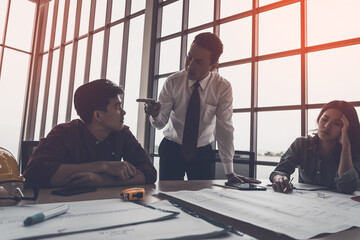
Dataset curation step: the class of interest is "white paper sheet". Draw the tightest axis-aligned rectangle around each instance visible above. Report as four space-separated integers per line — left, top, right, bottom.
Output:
1 198 257 240
162 188 360 239
1 199 178 239
292 183 329 191
49 200 257 240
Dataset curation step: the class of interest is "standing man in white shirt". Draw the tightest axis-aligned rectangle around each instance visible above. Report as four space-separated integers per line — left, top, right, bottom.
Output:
138 32 260 183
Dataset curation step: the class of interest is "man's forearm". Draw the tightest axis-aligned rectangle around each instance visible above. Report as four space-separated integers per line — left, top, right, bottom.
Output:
338 144 353 176
50 162 104 186
50 162 145 187
86 170 146 187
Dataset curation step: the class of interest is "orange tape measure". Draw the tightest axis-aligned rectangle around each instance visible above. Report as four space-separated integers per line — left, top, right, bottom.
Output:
120 187 145 200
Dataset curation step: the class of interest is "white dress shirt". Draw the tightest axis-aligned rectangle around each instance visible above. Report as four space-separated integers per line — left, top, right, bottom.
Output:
150 69 234 174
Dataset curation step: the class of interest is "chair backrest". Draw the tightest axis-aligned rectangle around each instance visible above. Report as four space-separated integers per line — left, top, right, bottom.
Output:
213 150 255 179
20 141 39 174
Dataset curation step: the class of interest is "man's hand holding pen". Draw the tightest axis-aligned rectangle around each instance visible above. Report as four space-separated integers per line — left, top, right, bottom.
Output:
136 98 161 117
272 175 294 193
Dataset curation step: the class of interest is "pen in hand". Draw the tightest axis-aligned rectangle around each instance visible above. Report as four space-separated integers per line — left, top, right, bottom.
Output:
23 204 70 226
283 177 294 193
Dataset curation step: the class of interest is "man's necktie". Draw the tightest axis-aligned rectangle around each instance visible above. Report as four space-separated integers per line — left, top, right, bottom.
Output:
182 81 200 161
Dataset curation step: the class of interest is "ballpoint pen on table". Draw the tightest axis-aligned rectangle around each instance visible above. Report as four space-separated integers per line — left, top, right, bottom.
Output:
23 204 70 226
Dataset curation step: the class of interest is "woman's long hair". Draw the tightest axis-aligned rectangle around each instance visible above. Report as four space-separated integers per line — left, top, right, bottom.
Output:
317 100 360 149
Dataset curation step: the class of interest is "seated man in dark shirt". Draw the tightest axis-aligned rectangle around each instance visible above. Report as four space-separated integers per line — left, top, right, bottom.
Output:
24 79 157 187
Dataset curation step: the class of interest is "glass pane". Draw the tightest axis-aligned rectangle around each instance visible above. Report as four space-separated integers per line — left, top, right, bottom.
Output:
71 38 87 120
0 49 30 159
308 108 321 136
259 3 300 55
258 55 300 107
221 0 252 18
66 0 77 42
94 0 107 30
218 64 251 109
307 0 360 46
131 0 145 14
89 31 104 81
308 45 360 104
233 113 251 151
0 0 8 42
107 23 124 83
45 50 60 136
257 110 301 162
124 15 145 136
79 0 91 36
34 54 48 140
259 0 280 7
188 0 213 29
54 0 65 47
58 45 72 124
257 165 273 181
6 0 35 51
160 0 182 37
44 0 54 51
158 37 181 74
220 17 252 62
112 0 126 22
156 77 166 102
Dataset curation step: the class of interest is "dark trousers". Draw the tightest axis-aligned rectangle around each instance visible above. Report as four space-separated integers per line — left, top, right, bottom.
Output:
159 138 215 180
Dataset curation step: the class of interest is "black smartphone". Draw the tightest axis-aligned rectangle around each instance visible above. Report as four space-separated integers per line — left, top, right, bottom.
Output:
225 182 267 191
51 186 97 196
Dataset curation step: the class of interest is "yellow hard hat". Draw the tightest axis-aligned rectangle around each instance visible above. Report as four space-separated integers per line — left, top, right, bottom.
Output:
0 147 24 183
0 147 38 202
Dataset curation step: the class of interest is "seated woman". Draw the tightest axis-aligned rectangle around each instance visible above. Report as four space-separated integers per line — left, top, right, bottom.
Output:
270 100 360 194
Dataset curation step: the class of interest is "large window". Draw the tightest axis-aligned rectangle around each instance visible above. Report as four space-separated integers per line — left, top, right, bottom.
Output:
150 0 360 178
1 0 360 178
29 0 145 140
0 0 146 162
0 0 35 159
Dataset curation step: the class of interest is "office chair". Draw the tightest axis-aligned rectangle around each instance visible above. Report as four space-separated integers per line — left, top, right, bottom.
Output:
213 150 255 179
20 141 39 174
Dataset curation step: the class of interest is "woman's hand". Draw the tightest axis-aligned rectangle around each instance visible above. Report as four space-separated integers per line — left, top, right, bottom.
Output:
339 115 350 146
272 174 293 193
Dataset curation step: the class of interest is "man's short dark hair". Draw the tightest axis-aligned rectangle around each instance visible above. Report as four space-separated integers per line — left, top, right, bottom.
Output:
193 32 223 64
74 79 123 124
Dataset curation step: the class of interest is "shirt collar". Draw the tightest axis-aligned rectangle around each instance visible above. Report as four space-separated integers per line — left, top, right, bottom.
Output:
187 71 212 90
79 121 101 146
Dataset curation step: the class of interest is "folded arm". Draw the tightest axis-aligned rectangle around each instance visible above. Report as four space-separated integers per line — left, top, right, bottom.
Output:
50 161 145 187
